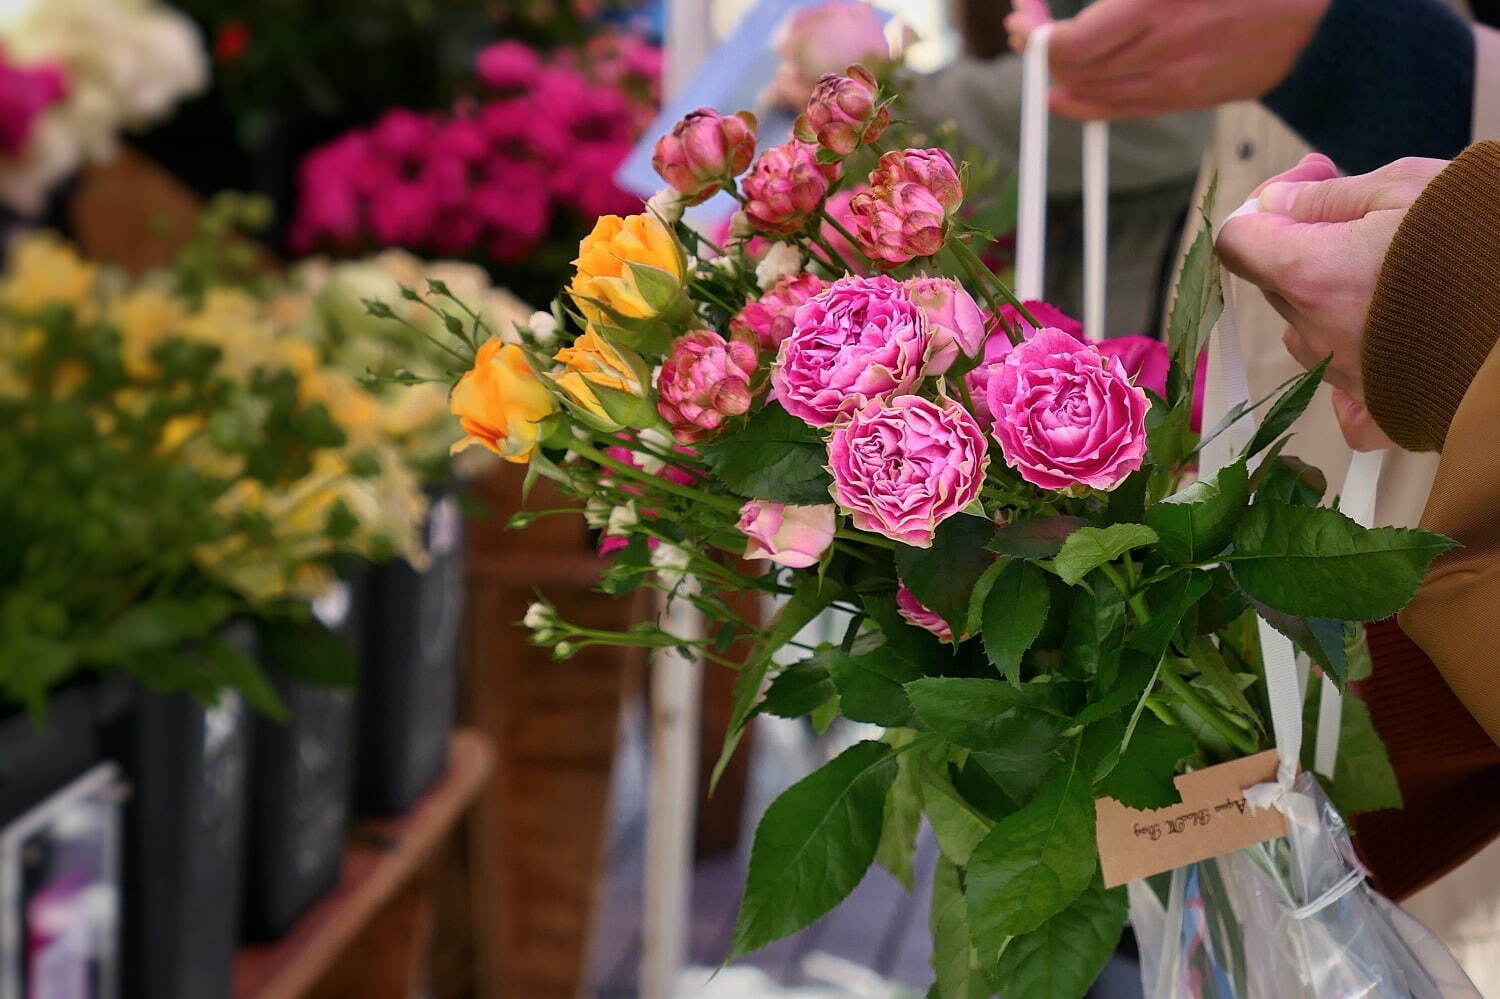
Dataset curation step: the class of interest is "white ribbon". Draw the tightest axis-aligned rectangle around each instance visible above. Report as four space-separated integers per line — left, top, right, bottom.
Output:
1017 23 1109 341
1208 204 1390 796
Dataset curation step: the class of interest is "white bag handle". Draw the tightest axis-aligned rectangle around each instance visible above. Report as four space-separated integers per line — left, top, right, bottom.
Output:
1017 23 1110 340
1204 206 1389 790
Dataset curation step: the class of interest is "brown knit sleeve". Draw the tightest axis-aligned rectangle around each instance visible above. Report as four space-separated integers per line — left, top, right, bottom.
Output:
1363 141 1500 452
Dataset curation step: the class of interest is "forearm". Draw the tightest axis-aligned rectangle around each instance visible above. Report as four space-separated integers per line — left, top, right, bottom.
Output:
1262 0 1474 174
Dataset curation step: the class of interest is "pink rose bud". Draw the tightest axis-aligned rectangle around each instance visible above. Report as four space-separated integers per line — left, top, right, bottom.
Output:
737 500 837 569
729 272 826 352
772 274 930 428
829 395 989 548
741 139 840 237
651 107 758 205
906 277 985 374
795 66 888 157
869 147 963 214
656 330 759 443
986 328 1150 492
770 1 892 108
849 180 949 267
896 583 958 644
966 300 1083 428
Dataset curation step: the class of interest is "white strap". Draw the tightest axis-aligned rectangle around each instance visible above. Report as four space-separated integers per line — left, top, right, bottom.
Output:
1016 23 1109 340
1311 447 1386 777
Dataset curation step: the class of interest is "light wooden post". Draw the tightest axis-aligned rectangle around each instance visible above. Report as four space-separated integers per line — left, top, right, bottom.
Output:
641 6 717 995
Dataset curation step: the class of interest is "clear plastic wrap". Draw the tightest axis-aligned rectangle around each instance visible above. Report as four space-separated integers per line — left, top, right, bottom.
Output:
1128 774 1481 998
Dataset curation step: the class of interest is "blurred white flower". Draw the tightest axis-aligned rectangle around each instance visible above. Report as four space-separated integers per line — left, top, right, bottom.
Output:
651 542 693 587
756 242 801 290
528 310 560 348
646 187 686 224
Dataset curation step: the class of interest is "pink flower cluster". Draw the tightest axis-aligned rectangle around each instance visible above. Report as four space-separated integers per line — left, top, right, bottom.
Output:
657 331 758 443
291 34 660 261
0 45 66 158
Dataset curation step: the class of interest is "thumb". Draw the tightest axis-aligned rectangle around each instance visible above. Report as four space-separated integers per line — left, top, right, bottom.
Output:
1259 174 1392 223
1214 210 1305 292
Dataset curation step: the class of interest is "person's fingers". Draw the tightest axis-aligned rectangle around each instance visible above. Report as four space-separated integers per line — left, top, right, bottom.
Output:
1048 83 1171 121
1248 153 1339 198
1005 0 1053 52
1330 387 1394 452
1215 211 1304 290
1049 0 1150 70
1279 325 1328 376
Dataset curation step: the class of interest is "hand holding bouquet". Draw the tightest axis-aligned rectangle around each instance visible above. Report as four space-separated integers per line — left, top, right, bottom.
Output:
381 67 1452 999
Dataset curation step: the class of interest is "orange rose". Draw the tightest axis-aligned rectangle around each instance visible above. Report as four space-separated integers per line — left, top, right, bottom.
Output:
449 338 558 463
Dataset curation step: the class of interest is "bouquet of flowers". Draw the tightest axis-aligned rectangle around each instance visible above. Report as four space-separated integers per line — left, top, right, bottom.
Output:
0 0 208 215
381 67 1452 999
289 31 659 304
0 232 426 713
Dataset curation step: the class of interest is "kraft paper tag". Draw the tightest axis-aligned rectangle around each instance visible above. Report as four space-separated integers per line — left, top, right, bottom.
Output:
1095 750 1288 888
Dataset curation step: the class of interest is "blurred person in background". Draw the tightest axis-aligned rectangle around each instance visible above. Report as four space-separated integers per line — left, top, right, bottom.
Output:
1009 0 1500 990
903 0 1213 337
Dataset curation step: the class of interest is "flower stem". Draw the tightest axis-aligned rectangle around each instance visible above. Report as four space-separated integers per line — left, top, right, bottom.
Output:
1158 660 1260 756
817 209 877 272
834 528 898 551
948 236 1042 338
570 440 742 514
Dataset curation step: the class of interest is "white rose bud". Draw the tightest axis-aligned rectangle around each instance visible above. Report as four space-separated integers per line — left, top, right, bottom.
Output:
584 494 611 529
755 242 802 290
729 211 753 239
528 311 559 347
607 502 639 537
651 542 694 587
646 188 686 224
523 602 551 630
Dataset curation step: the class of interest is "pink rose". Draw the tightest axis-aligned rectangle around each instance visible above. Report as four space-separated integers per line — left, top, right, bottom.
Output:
770 1 891 107
829 395 989 548
796 67 888 157
741 139 839 237
738 501 837 569
729 273 826 352
966 300 1082 428
657 331 759 443
986 328 1149 492
652 107 758 205
772 275 930 428
896 584 956 644
368 179 436 246
868 148 963 213
370 109 435 159
1094 335 1169 398
849 150 962 267
0 50 65 156
477 40 542 92
906 277 985 374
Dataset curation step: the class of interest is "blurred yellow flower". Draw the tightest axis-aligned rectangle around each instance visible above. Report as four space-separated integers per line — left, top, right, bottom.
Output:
110 285 187 377
0 234 97 312
552 326 644 421
450 337 557 463
568 213 684 326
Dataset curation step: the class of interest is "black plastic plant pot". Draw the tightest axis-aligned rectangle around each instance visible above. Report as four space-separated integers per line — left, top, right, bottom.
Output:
100 624 253 999
356 488 465 816
0 683 104 827
242 580 364 942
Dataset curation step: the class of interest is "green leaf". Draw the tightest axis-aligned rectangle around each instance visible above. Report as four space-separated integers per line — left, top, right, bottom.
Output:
758 658 836 719
964 557 1011 642
876 730 923 891
255 615 358 688
965 754 1097 942
1245 358 1327 459
931 858 988 999
990 516 1093 559
913 746 994 867
1063 575 1125 685
1145 459 1248 564
1249 599 1347 685
1126 570 1213 666
1185 636 1260 726
1254 454 1327 508
199 635 286 721
896 515 996 637
730 740 897 957
989 877 1129 999
624 260 682 314
1147 399 1195 470
862 591 951 669
1166 181 1222 406
1228 502 1456 621
1302 683 1402 814
1093 714 1193 809
1068 653 1155 730
982 560 1050 685
713 574 840 788
825 644 923 727
907 678 1067 757
698 403 834 505
1050 525 1159 586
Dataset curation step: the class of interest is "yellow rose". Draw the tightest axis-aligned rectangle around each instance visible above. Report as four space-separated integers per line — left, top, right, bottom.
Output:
568 213 684 326
0 234 97 312
449 337 558 463
552 326 645 422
